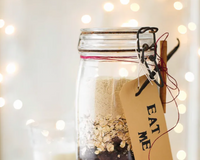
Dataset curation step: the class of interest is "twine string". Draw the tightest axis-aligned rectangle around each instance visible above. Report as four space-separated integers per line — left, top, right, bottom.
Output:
148 32 180 160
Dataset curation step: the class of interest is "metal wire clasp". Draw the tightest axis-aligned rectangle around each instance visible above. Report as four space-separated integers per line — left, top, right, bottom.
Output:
135 27 164 96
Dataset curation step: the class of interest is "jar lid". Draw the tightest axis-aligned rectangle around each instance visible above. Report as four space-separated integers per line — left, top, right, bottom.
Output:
78 27 155 56
81 27 140 33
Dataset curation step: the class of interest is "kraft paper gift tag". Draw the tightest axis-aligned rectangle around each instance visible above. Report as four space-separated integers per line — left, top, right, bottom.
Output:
119 75 173 160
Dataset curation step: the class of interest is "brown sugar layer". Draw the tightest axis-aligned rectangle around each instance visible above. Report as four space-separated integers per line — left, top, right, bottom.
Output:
95 77 131 117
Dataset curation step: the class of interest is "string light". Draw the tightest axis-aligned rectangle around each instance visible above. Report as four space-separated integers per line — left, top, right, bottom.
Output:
26 119 35 125
104 2 114 12
0 74 3 82
81 15 91 24
177 150 186 160
5 25 15 35
188 22 197 31
56 120 65 130
130 3 140 12
174 123 183 133
13 100 23 110
0 97 5 107
6 63 16 74
178 90 187 101
120 0 129 5
174 1 183 10
185 72 194 82
178 25 187 34
178 104 186 114
0 19 5 28
119 68 128 77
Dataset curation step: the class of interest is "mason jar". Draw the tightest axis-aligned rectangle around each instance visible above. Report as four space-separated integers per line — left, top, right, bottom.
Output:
76 27 155 160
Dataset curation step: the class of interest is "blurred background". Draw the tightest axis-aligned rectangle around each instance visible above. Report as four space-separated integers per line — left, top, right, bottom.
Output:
0 0 199 160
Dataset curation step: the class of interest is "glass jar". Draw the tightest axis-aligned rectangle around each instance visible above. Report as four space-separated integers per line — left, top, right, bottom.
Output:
76 27 155 160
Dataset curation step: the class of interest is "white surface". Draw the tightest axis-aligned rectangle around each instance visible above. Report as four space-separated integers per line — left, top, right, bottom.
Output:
187 0 200 159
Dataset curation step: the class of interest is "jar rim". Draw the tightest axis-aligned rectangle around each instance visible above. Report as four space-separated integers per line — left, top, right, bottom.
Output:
78 27 155 55
81 27 141 33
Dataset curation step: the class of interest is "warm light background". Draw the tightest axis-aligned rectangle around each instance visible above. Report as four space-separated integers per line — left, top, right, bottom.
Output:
0 0 199 160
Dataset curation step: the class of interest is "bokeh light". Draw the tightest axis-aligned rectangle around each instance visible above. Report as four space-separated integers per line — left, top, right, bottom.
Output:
56 120 65 130
121 23 129 27
178 90 187 101
119 68 128 77
188 22 197 31
0 74 3 83
130 3 140 12
81 15 91 24
131 66 137 72
104 2 114 12
13 100 23 110
0 97 5 107
26 119 35 125
41 130 49 137
128 19 138 27
6 63 16 74
120 0 129 5
0 19 5 28
198 48 200 56
174 1 183 10
121 19 138 27
174 123 184 133
178 104 186 114
5 25 15 34
177 150 186 160
178 25 187 34
185 72 194 82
